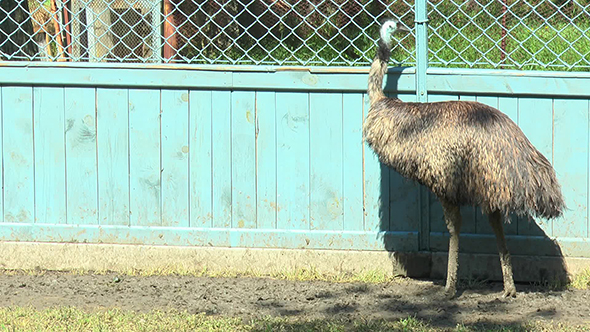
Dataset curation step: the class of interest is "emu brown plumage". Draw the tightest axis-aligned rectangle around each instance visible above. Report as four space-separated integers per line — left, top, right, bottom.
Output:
363 19 565 298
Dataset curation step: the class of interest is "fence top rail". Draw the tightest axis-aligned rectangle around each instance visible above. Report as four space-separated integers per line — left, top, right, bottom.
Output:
0 60 395 73
3 61 590 80
5 61 590 79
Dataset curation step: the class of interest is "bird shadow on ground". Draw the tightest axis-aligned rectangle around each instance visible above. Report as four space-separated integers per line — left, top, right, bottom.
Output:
375 68 569 297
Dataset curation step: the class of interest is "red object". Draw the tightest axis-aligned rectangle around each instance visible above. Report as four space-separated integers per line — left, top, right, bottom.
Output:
63 0 72 59
163 0 178 62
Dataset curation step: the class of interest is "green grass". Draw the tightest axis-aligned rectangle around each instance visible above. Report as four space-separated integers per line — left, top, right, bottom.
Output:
570 268 590 290
428 22 590 71
178 1 590 71
0 307 587 332
183 20 590 71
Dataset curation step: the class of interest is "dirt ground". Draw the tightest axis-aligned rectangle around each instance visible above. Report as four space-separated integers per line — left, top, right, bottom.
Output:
0 272 589 328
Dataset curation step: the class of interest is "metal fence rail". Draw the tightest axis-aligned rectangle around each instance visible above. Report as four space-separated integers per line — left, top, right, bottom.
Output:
0 0 589 70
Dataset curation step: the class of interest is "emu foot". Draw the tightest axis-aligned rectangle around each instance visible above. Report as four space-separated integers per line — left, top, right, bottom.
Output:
502 284 517 298
443 286 457 300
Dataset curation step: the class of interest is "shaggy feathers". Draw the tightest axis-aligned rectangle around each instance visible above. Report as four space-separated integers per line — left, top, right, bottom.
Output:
363 25 565 220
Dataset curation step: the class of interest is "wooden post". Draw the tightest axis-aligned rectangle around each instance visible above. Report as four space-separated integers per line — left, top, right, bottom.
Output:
62 0 72 59
50 0 66 61
162 0 178 62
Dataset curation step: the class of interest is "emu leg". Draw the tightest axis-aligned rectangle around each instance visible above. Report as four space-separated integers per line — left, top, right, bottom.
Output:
489 211 516 298
441 199 462 299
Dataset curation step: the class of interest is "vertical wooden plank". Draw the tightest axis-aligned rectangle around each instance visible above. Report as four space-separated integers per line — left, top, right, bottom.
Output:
34 87 66 224
398 93 417 102
427 94 459 234
497 97 519 235
363 93 388 232
518 97 553 236
0 90 2 220
389 170 420 232
129 89 161 226
474 96 500 235
212 91 232 228
189 90 213 227
2 87 34 223
96 88 129 226
161 89 189 227
389 93 420 233
256 91 277 229
276 92 309 230
553 99 588 238
65 88 98 224
231 91 257 229
343 93 364 231
454 95 478 235
310 93 343 230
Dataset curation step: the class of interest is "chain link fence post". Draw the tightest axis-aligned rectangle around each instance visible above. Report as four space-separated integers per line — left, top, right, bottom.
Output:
415 0 428 103
415 0 430 252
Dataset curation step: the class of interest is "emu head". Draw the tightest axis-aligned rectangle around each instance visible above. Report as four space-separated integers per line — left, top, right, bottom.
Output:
379 18 410 47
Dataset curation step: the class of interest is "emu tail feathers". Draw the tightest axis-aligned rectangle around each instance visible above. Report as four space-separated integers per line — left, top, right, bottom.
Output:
532 156 566 220
510 146 566 220
368 40 390 106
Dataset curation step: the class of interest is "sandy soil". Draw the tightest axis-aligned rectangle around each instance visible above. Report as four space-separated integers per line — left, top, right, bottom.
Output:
0 272 589 327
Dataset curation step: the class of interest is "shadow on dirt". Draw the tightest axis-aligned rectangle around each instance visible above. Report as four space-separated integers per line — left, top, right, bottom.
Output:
375 68 569 294
248 321 536 332
2 271 588 328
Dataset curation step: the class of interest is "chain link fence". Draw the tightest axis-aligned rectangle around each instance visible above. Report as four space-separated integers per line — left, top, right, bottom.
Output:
429 0 590 70
0 0 589 70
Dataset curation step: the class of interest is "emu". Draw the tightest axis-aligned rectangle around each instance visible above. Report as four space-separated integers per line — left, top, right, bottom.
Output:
363 18 565 298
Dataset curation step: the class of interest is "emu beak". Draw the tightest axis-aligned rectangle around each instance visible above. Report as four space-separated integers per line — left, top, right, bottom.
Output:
397 22 411 33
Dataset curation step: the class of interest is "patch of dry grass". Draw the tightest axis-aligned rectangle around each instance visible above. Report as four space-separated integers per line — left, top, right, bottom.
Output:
0 266 403 284
570 268 590 290
0 307 587 332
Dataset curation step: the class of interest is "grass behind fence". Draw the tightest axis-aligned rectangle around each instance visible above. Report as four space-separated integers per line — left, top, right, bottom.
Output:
179 0 590 71
188 21 590 71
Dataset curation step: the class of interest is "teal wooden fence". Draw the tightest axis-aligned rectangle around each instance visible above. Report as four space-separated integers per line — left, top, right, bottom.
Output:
0 63 588 260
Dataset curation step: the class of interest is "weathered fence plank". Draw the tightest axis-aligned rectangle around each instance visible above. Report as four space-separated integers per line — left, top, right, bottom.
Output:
189 90 213 227
231 91 257 229
255 91 278 230
497 97 520 235
426 94 459 235
389 93 421 233
65 87 98 225
342 93 364 231
211 91 232 228
310 92 344 230
474 96 499 235
518 97 553 237
553 99 589 238
33 87 66 224
129 89 161 226
3 87 34 223
363 92 388 232
97 88 129 226
161 89 189 227
276 92 310 230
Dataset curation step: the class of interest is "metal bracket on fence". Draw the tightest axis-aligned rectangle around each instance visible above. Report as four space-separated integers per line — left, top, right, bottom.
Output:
414 0 429 103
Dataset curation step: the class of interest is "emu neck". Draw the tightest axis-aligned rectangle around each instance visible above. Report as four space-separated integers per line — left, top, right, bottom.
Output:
368 40 391 106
